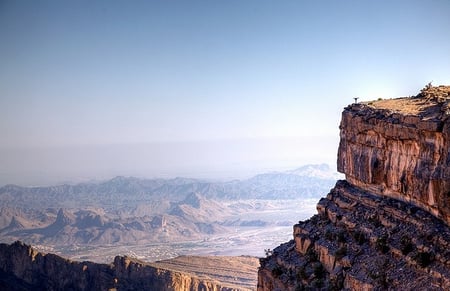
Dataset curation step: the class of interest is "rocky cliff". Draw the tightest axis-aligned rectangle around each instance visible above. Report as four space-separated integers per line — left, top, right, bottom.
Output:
338 86 450 225
0 241 250 291
258 85 450 290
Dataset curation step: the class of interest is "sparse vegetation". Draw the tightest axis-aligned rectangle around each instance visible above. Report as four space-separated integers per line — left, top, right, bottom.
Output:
312 278 324 288
312 262 326 279
400 235 414 255
413 251 433 268
368 258 390 288
352 230 366 245
369 270 389 288
368 214 382 228
324 228 347 244
305 246 318 262
296 266 308 280
324 229 333 241
336 230 346 243
376 234 389 254
334 246 347 260
272 266 284 278
330 275 344 291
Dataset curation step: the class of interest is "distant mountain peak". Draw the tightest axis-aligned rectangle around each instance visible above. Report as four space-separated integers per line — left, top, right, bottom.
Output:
180 192 202 208
4 216 25 231
55 208 76 226
287 164 343 180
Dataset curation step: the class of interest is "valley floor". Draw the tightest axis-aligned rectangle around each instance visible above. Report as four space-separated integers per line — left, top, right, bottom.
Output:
29 225 294 263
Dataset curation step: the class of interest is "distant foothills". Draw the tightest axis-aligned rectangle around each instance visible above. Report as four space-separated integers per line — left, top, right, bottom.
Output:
0 164 341 262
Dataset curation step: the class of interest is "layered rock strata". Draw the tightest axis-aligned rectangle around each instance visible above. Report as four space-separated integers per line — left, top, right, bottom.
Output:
258 181 450 290
258 86 450 290
338 90 450 225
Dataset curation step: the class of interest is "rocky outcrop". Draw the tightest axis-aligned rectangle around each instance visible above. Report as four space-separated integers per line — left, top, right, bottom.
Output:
3 216 25 232
338 86 450 225
258 85 450 290
258 181 450 290
0 241 243 291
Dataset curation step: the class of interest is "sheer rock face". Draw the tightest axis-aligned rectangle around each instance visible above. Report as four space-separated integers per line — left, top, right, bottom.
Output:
257 86 450 290
338 99 450 225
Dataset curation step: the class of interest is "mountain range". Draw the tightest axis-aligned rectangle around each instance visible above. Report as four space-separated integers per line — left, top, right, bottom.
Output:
0 164 341 261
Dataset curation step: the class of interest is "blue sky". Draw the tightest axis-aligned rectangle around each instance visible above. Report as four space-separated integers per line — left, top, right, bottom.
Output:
1 0 450 184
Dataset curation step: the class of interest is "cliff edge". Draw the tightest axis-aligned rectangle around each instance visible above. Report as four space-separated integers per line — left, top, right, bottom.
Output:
258 85 450 290
339 85 450 225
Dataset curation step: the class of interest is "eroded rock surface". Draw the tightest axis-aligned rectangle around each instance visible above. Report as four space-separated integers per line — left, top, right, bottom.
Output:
0 241 249 291
258 86 450 290
258 181 450 290
338 85 450 225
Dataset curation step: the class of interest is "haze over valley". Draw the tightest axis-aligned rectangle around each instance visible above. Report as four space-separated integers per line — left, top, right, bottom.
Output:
0 136 339 187
0 164 341 263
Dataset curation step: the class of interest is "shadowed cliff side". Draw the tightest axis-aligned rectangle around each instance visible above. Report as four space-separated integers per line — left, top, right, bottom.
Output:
0 241 256 291
258 85 450 290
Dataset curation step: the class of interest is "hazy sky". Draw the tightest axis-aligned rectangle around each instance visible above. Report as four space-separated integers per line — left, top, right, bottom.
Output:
1 1 450 185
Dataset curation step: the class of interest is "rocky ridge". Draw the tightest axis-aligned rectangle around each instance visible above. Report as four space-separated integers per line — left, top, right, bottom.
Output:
258 85 450 290
0 241 257 291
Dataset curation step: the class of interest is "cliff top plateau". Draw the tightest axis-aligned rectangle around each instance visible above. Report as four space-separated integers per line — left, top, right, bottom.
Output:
366 85 450 117
259 85 450 290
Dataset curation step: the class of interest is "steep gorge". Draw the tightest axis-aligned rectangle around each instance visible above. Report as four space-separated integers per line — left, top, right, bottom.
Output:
258 85 450 290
